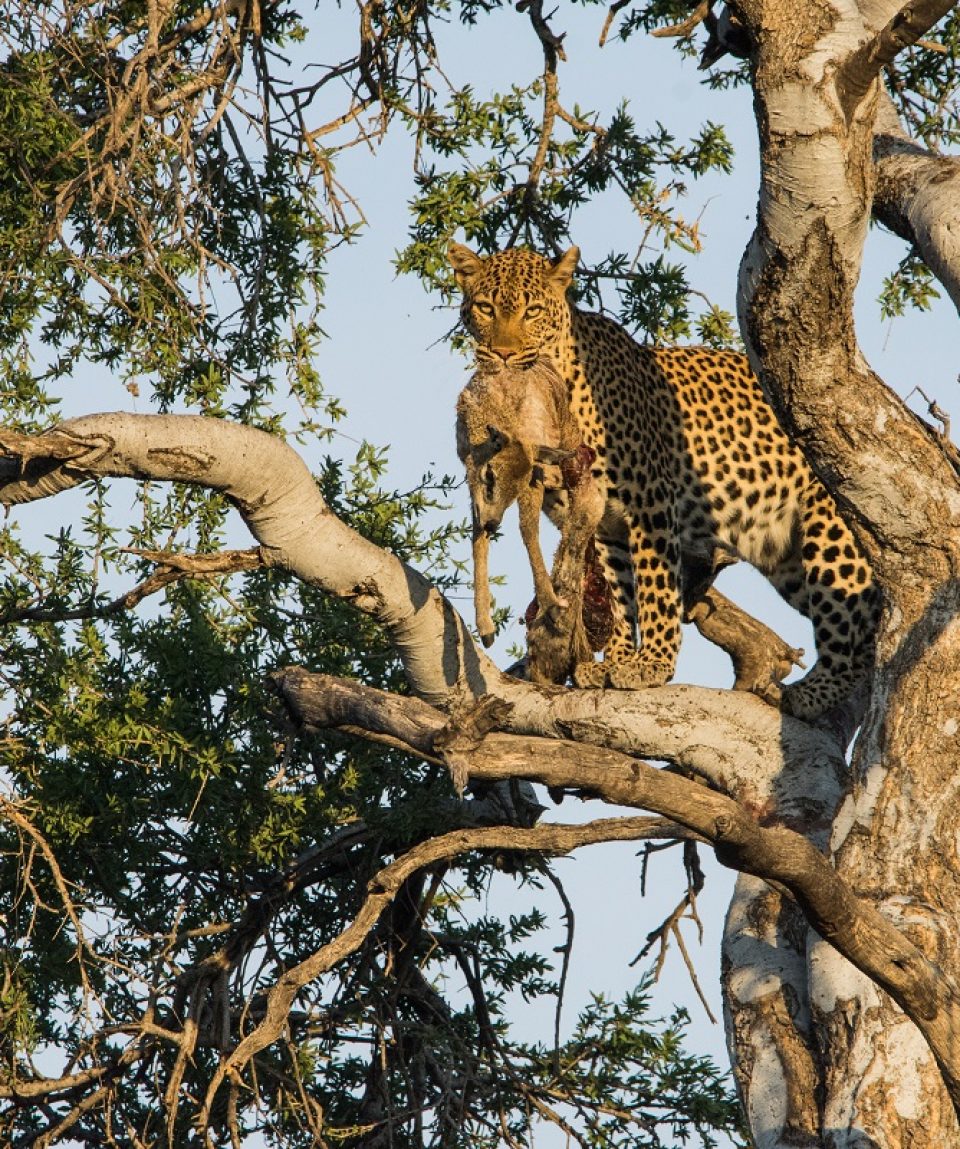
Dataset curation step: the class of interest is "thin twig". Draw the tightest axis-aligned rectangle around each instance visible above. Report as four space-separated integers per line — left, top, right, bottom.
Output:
196 816 678 1140
541 866 575 1068
651 1 711 39
908 385 960 476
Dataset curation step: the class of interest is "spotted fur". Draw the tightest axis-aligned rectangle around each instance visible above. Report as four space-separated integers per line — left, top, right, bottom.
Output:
448 242 878 720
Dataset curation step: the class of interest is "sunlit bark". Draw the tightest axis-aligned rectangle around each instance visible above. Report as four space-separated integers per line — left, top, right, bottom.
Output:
6 410 960 1139
732 1 960 1143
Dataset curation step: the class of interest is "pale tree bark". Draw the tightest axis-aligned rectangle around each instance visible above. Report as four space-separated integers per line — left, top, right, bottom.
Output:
2 11 959 1141
5 408 960 1142
873 87 960 312
730 0 960 1144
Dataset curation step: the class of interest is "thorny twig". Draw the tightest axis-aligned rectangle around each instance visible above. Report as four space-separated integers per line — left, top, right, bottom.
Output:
0 547 265 625
541 866 575 1069
511 0 567 246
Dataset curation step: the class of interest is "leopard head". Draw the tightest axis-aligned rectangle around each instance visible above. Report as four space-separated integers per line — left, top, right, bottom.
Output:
448 244 579 368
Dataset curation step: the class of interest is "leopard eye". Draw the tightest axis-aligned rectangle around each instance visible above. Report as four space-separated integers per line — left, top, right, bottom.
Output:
524 304 544 319
473 300 495 318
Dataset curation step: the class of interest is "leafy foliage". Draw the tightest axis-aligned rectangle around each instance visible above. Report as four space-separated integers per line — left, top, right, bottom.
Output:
8 0 955 1144
886 10 960 150
0 0 333 418
397 83 736 342
879 249 942 319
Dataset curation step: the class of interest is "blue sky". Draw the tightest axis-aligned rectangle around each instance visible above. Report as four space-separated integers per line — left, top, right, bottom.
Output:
302 0 959 1095
20 1 960 1138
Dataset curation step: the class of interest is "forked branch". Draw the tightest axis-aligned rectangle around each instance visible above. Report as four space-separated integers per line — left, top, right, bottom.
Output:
7 412 960 1115
273 669 960 1115
196 815 677 1141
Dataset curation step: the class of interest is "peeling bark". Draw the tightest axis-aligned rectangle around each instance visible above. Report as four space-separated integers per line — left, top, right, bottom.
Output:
731 0 960 1143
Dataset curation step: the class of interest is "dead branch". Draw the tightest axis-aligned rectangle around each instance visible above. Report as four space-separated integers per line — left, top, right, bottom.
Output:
907 386 960 477
518 0 568 63
541 866 575 1063
513 0 567 239
634 841 716 1024
686 585 804 704
196 816 679 1140
651 1 711 39
599 0 631 48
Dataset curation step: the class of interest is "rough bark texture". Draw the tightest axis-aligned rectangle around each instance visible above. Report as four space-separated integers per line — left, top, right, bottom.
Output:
3 5 960 1140
732 0 960 1143
7 411 960 1139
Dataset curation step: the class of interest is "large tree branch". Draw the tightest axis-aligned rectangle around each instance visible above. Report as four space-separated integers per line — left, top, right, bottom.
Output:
837 1 956 118
0 416 490 708
268 669 960 1114
9 412 960 1126
873 85 960 313
0 414 834 792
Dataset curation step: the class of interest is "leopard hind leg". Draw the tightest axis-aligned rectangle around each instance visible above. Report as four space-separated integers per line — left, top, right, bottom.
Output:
768 487 877 721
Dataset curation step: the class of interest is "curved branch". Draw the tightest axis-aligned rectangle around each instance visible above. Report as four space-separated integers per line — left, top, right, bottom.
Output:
0 416 493 707
266 670 960 1114
273 663 844 825
873 86 960 313
196 816 675 1139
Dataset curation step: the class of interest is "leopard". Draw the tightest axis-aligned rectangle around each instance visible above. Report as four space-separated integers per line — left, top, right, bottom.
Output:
448 241 879 721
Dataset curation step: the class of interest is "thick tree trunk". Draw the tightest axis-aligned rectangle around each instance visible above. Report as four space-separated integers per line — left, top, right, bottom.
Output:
3 13 960 1130
732 1 960 1144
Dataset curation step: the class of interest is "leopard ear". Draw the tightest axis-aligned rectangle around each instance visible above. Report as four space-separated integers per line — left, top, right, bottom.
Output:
448 242 484 289
548 246 580 291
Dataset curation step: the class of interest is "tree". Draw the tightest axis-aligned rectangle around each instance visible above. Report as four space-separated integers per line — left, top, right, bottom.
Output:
0 1 958 1146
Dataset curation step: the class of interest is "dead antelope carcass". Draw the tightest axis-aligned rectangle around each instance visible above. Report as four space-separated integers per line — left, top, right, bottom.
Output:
455 360 607 677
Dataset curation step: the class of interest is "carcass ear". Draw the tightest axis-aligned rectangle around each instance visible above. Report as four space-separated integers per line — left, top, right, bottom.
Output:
448 242 484 289
548 246 580 291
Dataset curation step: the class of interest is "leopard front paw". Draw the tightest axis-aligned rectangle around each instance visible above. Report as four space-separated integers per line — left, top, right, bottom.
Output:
606 653 673 691
573 660 607 688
